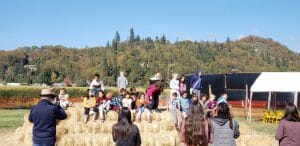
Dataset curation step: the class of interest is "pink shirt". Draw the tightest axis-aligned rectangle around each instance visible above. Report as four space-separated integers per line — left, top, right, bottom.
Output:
275 119 300 146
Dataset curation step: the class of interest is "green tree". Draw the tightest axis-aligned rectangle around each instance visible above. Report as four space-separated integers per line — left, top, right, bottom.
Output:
135 35 141 43
160 35 167 44
129 28 135 44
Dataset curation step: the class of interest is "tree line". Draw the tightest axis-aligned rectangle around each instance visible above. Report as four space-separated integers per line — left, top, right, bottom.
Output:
0 28 299 87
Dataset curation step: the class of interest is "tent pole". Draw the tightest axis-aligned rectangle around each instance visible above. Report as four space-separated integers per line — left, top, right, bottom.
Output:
267 91 271 110
245 84 248 108
294 92 298 107
248 92 253 123
209 84 212 98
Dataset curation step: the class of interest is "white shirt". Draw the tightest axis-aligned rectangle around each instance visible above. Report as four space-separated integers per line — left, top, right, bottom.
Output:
122 98 132 108
170 79 179 90
89 79 104 91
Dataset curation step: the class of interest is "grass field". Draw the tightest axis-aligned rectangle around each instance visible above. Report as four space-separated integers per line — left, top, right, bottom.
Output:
0 109 28 133
235 117 278 135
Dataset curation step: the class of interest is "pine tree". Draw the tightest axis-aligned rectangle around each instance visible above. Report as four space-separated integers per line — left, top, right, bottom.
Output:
115 31 120 43
135 35 141 42
106 41 110 47
160 35 167 44
129 28 135 44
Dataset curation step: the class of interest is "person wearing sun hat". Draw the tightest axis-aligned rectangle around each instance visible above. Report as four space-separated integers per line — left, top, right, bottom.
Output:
29 88 67 146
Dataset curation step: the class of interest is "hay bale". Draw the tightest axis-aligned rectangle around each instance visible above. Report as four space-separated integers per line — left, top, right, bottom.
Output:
24 135 32 145
56 125 68 136
100 122 114 134
146 122 160 133
92 137 102 146
106 111 118 121
74 124 83 133
85 136 93 146
92 122 101 134
160 111 173 122
160 121 174 131
152 112 161 121
15 127 25 142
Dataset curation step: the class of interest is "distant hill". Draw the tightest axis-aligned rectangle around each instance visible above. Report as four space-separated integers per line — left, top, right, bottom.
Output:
0 34 299 87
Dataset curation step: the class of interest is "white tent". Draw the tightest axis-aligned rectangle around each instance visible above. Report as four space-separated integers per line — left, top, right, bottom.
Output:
248 72 300 122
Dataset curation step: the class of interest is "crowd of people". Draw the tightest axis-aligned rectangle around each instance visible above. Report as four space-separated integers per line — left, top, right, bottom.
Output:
28 69 300 146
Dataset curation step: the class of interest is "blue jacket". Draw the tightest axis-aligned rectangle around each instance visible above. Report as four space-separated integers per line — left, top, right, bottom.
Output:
189 68 202 90
29 99 67 144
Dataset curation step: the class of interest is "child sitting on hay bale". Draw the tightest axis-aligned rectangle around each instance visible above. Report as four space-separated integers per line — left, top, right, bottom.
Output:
83 90 97 124
168 92 182 129
59 88 71 109
122 92 133 109
96 90 112 123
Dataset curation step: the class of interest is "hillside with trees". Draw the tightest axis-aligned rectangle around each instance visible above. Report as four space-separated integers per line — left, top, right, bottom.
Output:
0 29 299 87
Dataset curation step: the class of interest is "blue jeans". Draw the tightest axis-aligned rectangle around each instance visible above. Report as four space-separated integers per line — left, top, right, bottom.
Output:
92 88 101 96
182 108 189 116
33 143 55 146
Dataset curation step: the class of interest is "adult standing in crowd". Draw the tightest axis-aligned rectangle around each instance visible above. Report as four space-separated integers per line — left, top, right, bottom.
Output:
211 102 240 146
117 71 128 90
150 72 162 84
112 107 142 146
275 103 300 146
29 89 67 146
145 80 164 122
189 68 202 100
89 73 104 96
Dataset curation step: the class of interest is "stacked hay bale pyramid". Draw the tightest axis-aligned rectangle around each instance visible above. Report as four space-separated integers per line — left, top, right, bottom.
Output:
14 104 179 146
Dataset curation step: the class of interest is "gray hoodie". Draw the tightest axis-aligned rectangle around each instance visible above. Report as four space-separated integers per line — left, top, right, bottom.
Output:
211 118 240 146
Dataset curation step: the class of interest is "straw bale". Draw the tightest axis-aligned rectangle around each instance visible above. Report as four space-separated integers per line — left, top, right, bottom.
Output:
152 112 161 121
92 122 101 134
92 136 102 146
74 124 83 133
84 136 93 146
160 120 174 131
160 111 173 122
141 112 148 121
100 122 114 134
106 111 118 121
56 125 68 136
15 127 25 142
24 134 32 145
146 122 160 133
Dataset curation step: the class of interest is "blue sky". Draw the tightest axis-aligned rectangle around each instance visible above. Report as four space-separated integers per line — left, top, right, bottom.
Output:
0 0 300 52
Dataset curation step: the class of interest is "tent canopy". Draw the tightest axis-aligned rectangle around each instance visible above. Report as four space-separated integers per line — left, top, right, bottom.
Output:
250 72 300 92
